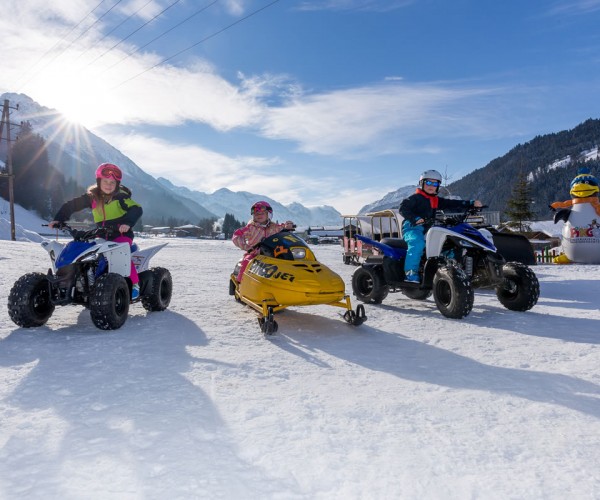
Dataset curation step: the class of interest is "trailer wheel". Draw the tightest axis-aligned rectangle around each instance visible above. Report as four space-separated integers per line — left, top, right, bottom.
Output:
433 266 474 319
7 273 55 327
352 266 388 304
496 262 539 311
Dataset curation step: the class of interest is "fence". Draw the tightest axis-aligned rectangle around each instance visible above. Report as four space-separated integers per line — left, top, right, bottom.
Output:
535 248 559 264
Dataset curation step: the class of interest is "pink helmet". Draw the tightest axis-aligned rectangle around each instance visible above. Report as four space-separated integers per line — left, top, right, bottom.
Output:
251 200 273 215
95 163 122 181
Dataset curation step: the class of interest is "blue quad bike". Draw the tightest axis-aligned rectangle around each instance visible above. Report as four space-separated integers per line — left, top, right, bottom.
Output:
7 223 173 330
351 207 540 319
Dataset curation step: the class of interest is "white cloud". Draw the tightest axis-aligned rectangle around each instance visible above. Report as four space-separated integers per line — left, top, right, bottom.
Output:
0 0 541 163
103 132 279 191
258 83 503 157
296 0 414 12
99 130 375 213
548 0 600 15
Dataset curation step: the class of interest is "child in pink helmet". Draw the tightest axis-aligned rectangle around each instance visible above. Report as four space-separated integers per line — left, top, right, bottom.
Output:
232 201 295 281
49 163 143 299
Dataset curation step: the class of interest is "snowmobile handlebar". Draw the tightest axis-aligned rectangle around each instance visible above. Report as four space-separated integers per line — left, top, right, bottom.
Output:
251 227 297 252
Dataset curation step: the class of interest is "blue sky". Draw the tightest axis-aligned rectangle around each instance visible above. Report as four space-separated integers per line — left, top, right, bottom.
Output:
2 0 600 214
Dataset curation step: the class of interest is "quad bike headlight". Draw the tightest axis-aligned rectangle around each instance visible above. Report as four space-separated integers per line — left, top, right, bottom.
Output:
80 252 100 263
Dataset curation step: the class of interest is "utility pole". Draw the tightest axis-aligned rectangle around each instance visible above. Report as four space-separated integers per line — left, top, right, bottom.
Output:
0 99 18 241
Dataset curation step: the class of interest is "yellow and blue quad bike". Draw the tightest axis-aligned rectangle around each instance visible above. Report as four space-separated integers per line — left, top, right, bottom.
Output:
229 231 366 335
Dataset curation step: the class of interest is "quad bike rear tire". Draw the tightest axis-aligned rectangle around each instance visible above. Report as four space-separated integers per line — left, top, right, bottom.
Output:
7 273 55 327
352 266 389 304
496 262 539 311
142 267 173 312
89 273 130 330
433 265 474 319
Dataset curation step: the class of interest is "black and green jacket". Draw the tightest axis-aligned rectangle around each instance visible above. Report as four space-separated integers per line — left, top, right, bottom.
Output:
53 186 142 240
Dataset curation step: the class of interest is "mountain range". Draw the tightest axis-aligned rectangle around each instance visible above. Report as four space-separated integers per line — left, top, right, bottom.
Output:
0 93 342 227
2 92 599 225
360 119 600 216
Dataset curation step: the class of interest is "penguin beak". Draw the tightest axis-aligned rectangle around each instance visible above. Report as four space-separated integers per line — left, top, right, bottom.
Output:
570 183 599 198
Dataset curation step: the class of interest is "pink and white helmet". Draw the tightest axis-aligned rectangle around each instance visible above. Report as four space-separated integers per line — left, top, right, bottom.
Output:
251 201 273 220
95 163 122 182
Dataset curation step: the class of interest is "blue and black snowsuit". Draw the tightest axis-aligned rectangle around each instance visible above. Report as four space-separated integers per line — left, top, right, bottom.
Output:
399 189 475 275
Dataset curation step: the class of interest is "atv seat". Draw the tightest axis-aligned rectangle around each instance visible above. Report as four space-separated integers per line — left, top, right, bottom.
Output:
380 238 408 250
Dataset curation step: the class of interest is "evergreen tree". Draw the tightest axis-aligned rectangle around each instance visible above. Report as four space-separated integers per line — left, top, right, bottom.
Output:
504 171 536 232
9 121 68 218
222 213 244 238
197 217 217 236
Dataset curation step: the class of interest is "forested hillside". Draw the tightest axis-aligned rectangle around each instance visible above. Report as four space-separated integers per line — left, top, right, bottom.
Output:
449 118 600 219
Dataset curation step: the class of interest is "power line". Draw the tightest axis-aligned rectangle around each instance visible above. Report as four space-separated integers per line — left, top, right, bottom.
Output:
16 0 109 91
67 0 127 52
113 0 282 90
103 0 220 72
74 0 156 62
86 0 184 68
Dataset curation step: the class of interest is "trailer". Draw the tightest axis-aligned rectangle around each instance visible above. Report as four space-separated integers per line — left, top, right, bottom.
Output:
341 210 402 265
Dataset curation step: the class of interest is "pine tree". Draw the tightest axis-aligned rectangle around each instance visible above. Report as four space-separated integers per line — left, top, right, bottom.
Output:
222 213 244 238
504 171 536 232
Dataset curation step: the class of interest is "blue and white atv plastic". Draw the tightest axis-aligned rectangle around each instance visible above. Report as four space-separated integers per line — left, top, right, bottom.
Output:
351 207 540 319
7 223 172 330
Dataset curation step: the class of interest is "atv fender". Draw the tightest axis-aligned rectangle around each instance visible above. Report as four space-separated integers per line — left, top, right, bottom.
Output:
490 232 536 266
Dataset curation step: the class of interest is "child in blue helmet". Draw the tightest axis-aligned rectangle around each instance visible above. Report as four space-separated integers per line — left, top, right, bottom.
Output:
399 170 482 282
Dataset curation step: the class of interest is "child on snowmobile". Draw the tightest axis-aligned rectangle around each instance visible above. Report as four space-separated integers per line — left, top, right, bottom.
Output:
49 163 143 299
232 201 295 282
399 170 482 283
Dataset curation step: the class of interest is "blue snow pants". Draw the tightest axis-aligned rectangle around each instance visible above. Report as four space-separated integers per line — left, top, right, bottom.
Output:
402 221 425 274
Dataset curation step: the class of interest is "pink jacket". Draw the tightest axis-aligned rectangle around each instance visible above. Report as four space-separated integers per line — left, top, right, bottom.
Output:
232 220 287 252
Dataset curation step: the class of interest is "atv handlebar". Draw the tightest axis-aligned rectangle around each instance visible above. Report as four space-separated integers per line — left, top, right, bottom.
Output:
46 222 120 241
433 205 487 227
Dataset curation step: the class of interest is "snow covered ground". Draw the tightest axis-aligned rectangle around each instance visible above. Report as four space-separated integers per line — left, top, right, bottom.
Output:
1 209 600 499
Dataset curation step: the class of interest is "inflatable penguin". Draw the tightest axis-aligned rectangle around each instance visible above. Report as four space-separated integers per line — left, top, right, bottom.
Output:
551 167 600 264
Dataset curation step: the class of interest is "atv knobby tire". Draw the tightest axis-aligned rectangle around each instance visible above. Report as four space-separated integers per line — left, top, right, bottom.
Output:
432 265 474 319
89 273 130 330
496 262 539 311
142 267 172 312
7 273 55 327
352 266 389 304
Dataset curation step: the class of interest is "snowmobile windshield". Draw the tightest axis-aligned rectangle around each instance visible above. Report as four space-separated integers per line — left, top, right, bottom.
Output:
259 232 315 261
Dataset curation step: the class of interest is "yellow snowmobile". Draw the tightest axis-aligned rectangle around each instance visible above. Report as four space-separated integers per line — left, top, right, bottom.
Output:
229 230 366 334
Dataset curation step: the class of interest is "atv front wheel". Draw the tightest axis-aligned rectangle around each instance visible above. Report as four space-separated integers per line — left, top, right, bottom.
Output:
433 266 474 319
7 273 55 327
352 266 388 304
496 262 539 311
89 273 130 330
142 267 173 312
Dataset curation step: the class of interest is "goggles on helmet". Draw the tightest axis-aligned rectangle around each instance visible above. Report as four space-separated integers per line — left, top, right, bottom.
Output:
424 179 441 187
251 201 272 215
96 163 122 181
